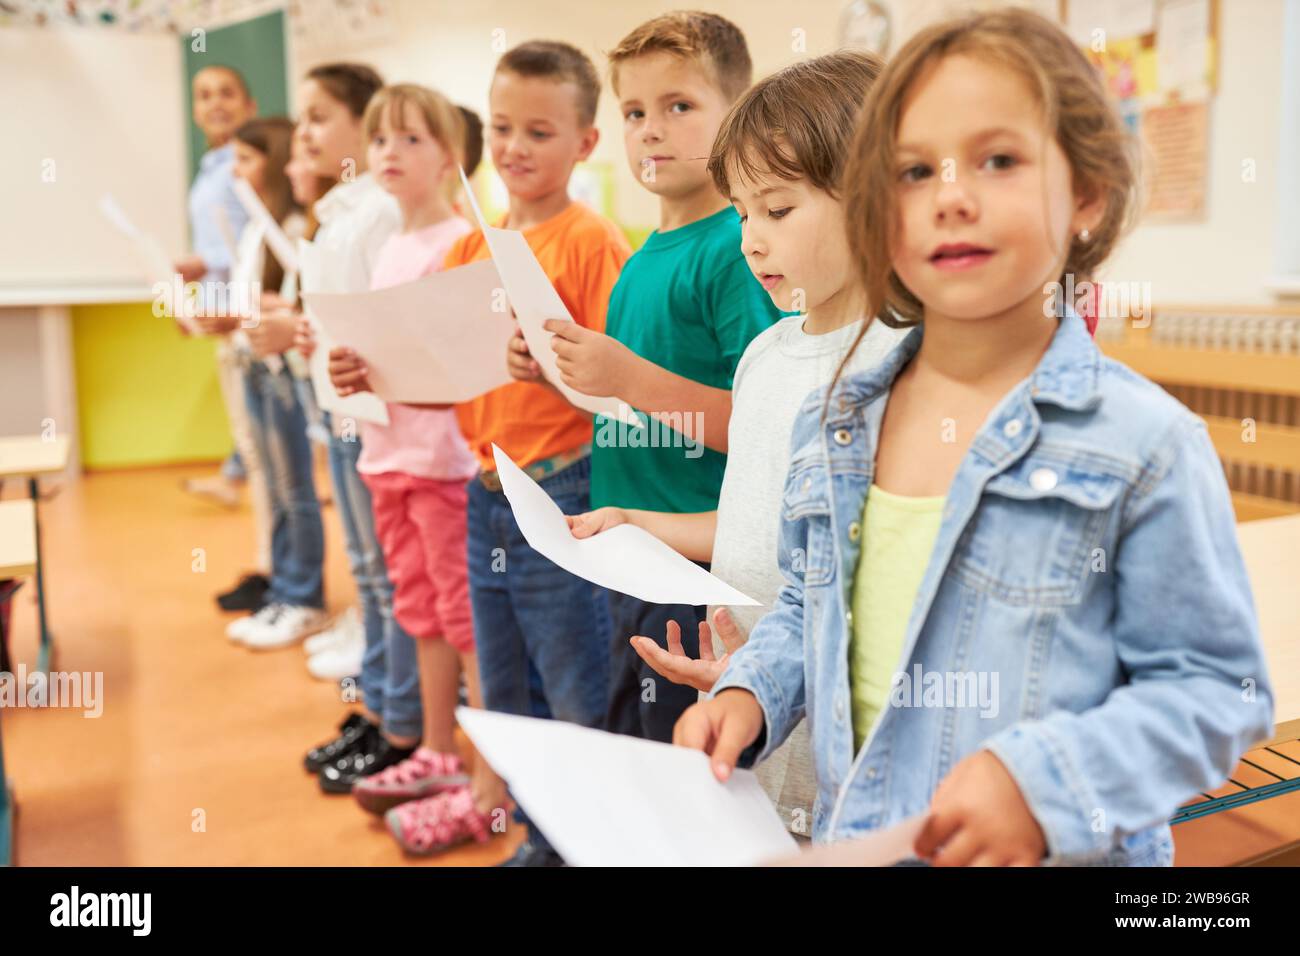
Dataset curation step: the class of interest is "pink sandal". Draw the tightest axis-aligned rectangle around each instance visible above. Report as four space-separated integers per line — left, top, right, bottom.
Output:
353 748 471 814
385 787 494 856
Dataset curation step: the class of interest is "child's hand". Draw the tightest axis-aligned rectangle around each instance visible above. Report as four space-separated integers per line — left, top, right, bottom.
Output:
507 323 542 381
194 313 241 335
294 316 317 359
173 255 206 283
565 506 629 538
329 346 372 396
545 319 635 397
246 310 298 357
915 750 1047 866
673 688 765 782
632 607 747 693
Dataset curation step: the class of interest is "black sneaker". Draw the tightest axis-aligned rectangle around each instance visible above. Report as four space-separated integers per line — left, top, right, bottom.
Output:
318 733 417 794
303 713 373 773
217 573 270 612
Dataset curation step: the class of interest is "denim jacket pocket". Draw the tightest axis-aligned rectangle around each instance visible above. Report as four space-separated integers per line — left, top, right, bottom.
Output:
782 460 835 588
952 455 1126 606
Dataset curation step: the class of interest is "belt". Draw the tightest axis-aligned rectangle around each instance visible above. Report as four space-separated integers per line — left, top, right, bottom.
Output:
477 443 590 493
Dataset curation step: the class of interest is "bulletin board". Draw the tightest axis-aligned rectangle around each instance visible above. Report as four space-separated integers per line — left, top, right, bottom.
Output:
1062 0 1219 221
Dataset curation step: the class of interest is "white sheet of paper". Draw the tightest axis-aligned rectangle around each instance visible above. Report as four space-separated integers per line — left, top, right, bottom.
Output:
492 443 759 606
1157 0 1211 94
766 815 926 867
298 237 389 426
210 202 240 262
303 259 516 403
232 177 300 274
97 193 197 333
458 169 640 427
456 707 796 866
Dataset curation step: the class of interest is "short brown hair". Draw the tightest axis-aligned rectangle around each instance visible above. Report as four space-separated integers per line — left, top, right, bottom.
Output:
844 7 1138 328
608 11 753 104
495 40 601 127
708 50 883 200
306 62 384 119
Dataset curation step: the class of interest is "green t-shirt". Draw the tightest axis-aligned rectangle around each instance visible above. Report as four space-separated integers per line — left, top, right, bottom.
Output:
590 207 782 513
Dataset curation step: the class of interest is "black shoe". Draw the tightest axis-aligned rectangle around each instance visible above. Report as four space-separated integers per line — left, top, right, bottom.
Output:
303 713 373 773
217 573 270 612
497 835 566 867
318 733 417 794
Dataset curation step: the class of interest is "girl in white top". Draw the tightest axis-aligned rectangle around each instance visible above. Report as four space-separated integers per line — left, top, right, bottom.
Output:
286 64 429 796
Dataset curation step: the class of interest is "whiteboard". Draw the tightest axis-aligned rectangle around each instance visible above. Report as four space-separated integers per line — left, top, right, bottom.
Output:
0 27 188 300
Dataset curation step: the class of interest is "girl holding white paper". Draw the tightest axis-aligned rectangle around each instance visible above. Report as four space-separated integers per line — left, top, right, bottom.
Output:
325 84 507 855
285 63 432 802
211 117 326 646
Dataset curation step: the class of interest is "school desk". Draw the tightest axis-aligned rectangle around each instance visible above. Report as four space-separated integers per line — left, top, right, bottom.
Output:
0 496 37 867
0 433 69 674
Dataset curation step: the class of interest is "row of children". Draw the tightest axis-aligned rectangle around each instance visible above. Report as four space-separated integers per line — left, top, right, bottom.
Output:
187 6 1271 865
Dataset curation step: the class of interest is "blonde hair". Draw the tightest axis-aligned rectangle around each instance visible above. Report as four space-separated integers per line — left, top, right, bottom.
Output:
845 7 1139 329
608 10 753 104
363 83 466 201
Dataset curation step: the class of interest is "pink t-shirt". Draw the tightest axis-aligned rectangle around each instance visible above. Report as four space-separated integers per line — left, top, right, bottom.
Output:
356 216 479 481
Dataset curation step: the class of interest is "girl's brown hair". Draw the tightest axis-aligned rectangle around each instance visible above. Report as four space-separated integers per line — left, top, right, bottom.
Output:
305 62 384 118
233 116 300 293
707 49 884 200
363 84 466 203
845 7 1139 330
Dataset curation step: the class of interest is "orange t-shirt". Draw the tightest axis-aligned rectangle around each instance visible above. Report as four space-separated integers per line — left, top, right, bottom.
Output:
447 201 632 472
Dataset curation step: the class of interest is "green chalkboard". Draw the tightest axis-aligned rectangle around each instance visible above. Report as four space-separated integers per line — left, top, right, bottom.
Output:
181 9 290 182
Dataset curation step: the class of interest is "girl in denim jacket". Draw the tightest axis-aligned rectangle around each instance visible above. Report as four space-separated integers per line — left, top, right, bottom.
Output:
674 8 1274 866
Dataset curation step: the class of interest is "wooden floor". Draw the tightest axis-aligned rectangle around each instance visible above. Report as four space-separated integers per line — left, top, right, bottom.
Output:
2 464 520 866
1 463 1296 866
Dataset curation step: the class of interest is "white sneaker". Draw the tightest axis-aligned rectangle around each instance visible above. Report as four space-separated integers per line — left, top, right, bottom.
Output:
226 604 278 643
307 640 364 682
242 604 328 651
303 606 361 655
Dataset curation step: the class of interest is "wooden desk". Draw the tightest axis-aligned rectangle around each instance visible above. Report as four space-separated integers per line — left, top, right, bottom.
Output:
0 499 36 578
1237 514 1300 745
0 498 36 866
0 433 69 674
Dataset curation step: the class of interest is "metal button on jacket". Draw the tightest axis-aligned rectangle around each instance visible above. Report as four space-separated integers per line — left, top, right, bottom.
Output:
1030 467 1059 491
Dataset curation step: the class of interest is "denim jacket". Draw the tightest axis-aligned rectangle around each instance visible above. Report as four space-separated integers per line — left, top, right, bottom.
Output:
712 312 1274 865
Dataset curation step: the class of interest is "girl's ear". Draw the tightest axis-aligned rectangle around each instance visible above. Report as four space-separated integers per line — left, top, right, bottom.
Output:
1073 177 1107 237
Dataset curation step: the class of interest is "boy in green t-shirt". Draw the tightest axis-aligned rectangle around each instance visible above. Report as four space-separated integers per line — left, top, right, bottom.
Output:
538 12 782 741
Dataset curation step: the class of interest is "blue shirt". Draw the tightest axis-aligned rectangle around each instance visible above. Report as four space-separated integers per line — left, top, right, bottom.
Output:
713 310 1274 865
188 143 249 283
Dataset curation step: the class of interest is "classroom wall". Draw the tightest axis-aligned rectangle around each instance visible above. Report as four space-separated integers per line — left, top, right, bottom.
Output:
293 0 1291 305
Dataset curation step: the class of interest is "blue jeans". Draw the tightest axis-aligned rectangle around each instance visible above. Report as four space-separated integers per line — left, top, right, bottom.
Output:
322 414 421 740
466 456 610 725
467 456 611 849
242 361 324 608
606 593 707 742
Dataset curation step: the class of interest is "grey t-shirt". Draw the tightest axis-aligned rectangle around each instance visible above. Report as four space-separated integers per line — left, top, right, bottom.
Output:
710 314 906 836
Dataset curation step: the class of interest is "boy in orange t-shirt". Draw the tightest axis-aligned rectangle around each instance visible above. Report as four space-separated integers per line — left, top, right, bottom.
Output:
445 40 630 866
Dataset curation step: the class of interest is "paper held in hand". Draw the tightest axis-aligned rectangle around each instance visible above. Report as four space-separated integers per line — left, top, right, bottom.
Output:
458 168 641 427
297 237 389 426
97 193 198 334
491 443 760 606
231 177 301 274
455 707 797 866
302 259 516 404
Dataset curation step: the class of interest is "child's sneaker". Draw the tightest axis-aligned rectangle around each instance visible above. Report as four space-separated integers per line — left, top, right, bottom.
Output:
353 748 471 814
384 787 492 856
242 604 327 650
307 640 364 682
303 606 360 655
226 602 280 643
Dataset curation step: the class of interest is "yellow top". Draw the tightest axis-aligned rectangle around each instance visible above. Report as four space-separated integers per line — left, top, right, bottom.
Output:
849 483 946 752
